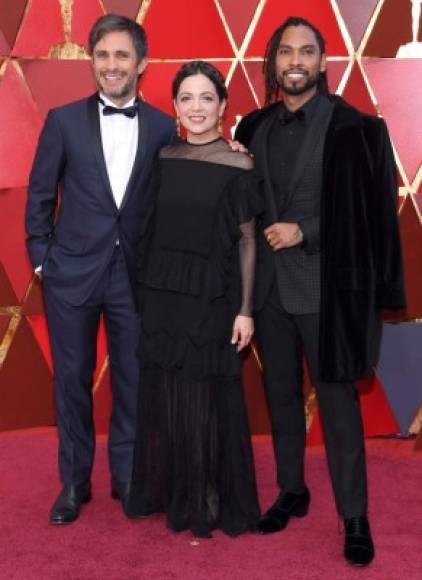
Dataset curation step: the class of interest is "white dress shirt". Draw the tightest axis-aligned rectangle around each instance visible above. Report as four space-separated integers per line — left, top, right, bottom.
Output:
98 93 139 208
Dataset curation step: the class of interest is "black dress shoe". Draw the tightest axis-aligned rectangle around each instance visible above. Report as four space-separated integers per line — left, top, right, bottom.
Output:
49 483 92 525
256 487 310 534
111 480 132 515
344 516 375 567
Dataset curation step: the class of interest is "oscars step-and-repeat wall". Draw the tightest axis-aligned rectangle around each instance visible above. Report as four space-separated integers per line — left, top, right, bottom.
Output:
1 0 421 445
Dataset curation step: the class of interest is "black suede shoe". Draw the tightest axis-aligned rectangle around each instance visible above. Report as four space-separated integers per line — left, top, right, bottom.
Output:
111 480 132 515
49 483 92 525
256 487 310 534
344 516 375 567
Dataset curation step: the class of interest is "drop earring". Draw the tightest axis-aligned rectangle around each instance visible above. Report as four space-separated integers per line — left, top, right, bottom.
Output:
176 116 181 137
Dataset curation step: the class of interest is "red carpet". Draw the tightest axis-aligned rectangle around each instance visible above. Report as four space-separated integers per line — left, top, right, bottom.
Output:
0 429 421 580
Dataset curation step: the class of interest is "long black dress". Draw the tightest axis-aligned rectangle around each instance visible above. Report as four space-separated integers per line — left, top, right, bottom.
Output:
127 138 261 537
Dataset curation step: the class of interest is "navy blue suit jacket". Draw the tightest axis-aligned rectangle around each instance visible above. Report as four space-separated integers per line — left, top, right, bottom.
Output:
26 94 176 305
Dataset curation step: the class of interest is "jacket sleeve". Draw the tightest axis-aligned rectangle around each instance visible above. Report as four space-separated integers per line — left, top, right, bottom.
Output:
25 110 65 268
366 118 406 308
299 215 320 254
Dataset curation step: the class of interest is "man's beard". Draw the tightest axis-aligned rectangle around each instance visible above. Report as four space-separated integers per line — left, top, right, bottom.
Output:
278 70 320 96
98 74 137 100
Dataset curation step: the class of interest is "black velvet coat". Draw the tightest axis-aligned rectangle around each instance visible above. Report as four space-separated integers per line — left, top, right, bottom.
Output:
236 96 406 382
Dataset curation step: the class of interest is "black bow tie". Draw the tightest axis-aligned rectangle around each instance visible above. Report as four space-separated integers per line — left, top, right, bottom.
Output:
99 97 138 118
280 108 305 125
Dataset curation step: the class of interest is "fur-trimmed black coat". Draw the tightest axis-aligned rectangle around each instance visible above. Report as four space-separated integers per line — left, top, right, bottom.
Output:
235 96 406 382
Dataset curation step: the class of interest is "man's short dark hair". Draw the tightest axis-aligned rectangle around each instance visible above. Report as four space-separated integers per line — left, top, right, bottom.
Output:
88 14 148 61
263 16 329 105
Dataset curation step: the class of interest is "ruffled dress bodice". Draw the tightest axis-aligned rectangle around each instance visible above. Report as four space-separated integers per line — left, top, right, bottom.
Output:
137 138 262 377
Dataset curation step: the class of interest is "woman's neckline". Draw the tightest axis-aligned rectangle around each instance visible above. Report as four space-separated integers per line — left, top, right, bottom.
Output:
185 136 223 147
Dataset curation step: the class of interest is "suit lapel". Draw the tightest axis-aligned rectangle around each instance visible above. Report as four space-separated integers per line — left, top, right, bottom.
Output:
87 94 117 210
283 97 334 210
253 111 280 225
119 100 149 212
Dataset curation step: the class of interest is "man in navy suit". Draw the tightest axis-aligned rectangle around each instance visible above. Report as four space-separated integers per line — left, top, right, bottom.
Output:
25 14 176 525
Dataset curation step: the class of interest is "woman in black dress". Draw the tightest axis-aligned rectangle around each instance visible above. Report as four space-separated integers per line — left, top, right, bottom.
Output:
127 61 261 537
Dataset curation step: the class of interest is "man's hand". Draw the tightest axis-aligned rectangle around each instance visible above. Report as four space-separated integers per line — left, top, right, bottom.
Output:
264 222 303 251
231 315 254 352
227 139 249 154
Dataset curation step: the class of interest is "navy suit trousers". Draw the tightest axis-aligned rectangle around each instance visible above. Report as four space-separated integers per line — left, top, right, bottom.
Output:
43 246 140 485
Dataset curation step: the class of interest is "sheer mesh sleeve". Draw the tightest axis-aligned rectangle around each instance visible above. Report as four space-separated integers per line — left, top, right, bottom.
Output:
238 218 256 316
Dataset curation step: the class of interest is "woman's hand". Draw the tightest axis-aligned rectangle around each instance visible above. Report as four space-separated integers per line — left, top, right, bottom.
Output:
231 315 254 352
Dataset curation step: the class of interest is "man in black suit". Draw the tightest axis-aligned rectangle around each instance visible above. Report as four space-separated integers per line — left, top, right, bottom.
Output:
236 17 405 566
25 14 176 524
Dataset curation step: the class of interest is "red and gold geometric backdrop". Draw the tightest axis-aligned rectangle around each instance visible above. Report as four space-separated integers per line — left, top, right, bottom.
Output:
1 0 421 443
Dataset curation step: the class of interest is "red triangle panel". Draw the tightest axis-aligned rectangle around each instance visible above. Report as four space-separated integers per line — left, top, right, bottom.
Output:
336 0 379 49
71 0 104 49
0 317 54 431
244 61 265 107
359 374 400 435
363 58 422 183
246 0 348 57
0 261 19 306
326 59 349 93
398 195 422 319
218 0 260 48
413 191 422 216
364 0 419 57
21 60 96 119
0 188 33 301
0 0 27 52
242 347 269 435
12 0 64 57
0 63 43 189
225 65 258 138
0 31 9 55
143 0 234 58
102 0 142 19
342 63 377 115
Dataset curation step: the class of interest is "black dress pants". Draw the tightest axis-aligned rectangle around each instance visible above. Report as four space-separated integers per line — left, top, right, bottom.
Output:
255 284 367 518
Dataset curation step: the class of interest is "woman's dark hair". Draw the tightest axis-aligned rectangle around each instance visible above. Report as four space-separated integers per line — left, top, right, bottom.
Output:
172 60 228 101
88 14 148 61
263 16 329 105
